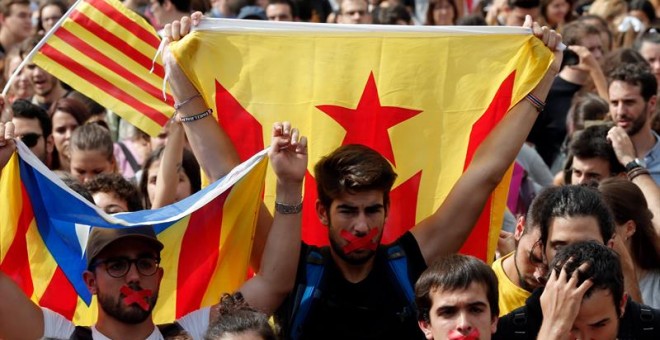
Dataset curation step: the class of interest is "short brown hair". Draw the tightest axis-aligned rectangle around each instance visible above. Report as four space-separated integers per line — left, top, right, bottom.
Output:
415 254 499 322
314 144 397 209
0 0 29 17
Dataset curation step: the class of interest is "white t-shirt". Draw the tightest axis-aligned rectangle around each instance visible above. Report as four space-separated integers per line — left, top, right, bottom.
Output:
42 307 210 339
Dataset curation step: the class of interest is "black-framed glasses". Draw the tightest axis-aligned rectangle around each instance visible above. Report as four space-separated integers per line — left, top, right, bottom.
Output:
92 257 160 278
19 133 42 148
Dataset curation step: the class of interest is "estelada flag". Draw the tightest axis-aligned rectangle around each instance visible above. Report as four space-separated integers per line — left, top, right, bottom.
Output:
169 20 553 262
0 141 268 324
15 0 173 136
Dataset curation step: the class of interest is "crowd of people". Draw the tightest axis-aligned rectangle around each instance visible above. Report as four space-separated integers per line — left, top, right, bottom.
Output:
0 0 659 338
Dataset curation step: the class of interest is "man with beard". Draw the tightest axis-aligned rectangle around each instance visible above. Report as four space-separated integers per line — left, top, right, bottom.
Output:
162 13 563 339
19 35 69 111
607 63 660 184
0 120 308 339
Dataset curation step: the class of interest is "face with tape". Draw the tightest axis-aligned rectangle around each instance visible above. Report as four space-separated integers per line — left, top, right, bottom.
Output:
84 238 162 324
317 190 387 265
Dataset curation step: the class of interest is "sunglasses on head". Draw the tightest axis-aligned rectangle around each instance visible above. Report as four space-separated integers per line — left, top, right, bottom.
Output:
20 133 42 148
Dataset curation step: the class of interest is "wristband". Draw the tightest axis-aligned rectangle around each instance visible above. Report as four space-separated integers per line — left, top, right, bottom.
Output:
179 108 213 123
275 201 303 214
174 93 202 110
525 93 545 113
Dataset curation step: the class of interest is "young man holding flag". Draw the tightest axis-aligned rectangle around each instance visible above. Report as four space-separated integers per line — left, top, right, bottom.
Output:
163 13 563 339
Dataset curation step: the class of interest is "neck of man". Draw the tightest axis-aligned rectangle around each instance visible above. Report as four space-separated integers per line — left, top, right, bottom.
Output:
559 67 589 85
95 313 156 340
502 251 525 290
331 250 376 283
34 84 66 106
630 125 657 158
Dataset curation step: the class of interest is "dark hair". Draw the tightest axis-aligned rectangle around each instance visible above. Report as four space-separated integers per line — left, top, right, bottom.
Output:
37 0 68 32
49 97 91 126
205 292 276 340
456 14 487 25
507 0 540 9
548 241 624 317
566 93 609 135
375 4 411 25
530 185 615 248
577 15 613 51
415 254 499 322
139 146 201 209
157 0 191 12
314 144 397 210
601 48 648 78
84 173 143 212
598 177 660 270
267 0 298 18
426 0 458 25
629 0 656 24
0 0 29 17
12 99 52 137
66 91 106 116
562 21 602 46
568 124 625 177
60 176 94 203
608 62 658 101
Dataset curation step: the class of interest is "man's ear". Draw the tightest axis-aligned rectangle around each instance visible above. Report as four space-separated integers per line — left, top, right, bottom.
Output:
619 293 628 318
417 320 434 340
162 0 174 11
46 135 54 154
83 270 98 295
514 216 526 241
491 315 499 334
316 199 329 226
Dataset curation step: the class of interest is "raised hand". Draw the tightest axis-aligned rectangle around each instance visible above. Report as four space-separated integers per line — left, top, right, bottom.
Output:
269 122 307 186
523 15 563 74
607 126 637 166
0 121 16 171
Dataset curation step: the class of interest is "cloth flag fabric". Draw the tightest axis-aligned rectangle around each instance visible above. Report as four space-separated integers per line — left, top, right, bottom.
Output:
27 0 173 136
0 142 268 325
170 20 553 262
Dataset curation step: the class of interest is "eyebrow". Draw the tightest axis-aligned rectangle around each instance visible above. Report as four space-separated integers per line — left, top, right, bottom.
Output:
588 318 610 327
437 301 488 310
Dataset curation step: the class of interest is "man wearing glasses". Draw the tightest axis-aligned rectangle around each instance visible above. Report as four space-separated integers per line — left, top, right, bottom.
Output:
11 99 54 166
0 121 309 339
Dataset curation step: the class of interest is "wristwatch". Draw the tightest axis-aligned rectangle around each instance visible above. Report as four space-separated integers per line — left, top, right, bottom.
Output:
625 158 646 172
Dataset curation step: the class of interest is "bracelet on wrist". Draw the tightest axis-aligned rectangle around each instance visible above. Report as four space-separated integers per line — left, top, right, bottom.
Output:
178 108 213 123
174 93 202 110
627 167 650 181
525 93 545 113
275 201 303 214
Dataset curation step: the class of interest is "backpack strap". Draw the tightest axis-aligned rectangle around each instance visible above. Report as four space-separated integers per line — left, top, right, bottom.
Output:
386 245 415 303
117 141 141 173
290 249 326 340
637 304 659 339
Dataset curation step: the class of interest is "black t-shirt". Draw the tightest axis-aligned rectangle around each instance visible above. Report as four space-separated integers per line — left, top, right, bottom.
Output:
494 288 660 340
527 76 582 167
275 231 427 340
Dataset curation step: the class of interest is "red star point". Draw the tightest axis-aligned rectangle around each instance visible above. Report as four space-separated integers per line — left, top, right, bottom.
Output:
316 72 422 165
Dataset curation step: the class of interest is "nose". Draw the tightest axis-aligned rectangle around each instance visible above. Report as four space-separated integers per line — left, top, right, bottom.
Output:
534 265 548 285
456 311 472 333
124 261 141 283
353 213 369 234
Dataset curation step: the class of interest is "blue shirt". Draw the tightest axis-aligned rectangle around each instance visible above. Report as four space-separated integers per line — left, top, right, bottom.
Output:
645 131 660 184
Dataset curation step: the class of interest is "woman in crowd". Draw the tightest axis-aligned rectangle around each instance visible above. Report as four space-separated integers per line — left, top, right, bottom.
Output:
49 97 90 172
425 0 457 25
540 0 574 31
598 177 660 309
69 122 116 183
37 0 69 34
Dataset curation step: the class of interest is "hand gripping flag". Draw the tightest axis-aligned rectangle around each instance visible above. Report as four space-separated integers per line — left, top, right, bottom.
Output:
169 20 553 262
0 141 268 325
6 0 173 136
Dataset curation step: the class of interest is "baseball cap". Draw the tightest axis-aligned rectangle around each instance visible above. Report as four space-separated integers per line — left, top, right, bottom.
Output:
237 6 267 20
86 226 164 267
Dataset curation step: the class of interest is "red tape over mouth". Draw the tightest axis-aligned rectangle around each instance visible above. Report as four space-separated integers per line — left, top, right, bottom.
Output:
120 285 153 311
448 328 480 340
340 228 379 253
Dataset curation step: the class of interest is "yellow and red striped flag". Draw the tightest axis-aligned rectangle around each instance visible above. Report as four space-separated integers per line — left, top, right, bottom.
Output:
23 0 172 136
170 20 554 262
0 142 268 324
